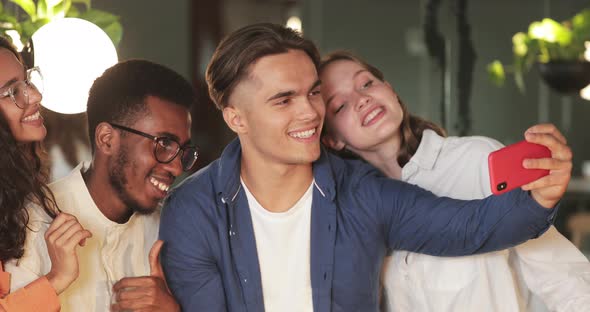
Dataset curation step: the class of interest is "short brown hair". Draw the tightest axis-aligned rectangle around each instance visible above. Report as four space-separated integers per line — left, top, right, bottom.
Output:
320 50 446 167
206 23 320 110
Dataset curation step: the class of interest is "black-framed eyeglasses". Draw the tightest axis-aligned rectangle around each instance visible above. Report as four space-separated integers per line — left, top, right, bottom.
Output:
109 123 198 171
0 67 44 109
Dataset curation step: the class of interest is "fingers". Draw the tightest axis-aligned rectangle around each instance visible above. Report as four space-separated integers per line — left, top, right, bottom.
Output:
525 123 567 144
111 277 163 311
523 157 572 172
113 277 159 292
524 132 572 161
111 299 152 312
66 229 92 249
45 217 83 245
45 213 77 239
149 240 164 277
521 173 567 191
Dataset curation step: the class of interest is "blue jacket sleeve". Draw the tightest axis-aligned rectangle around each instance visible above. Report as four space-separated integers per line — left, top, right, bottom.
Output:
374 177 558 256
159 190 227 311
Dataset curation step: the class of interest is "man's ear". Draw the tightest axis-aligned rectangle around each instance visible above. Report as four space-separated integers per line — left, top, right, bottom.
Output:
321 133 345 151
222 106 248 134
94 122 118 155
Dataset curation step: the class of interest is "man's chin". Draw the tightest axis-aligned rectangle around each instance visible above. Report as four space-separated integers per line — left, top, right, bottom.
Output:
133 207 157 215
130 200 162 215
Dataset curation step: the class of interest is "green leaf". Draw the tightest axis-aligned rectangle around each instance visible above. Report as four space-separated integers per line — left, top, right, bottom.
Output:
512 32 529 56
76 9 122 46
37 0 49 19
0 2 4 13
514 70 526 93
72 0 90 10
20 17 51 41
46 0 64 8
101 21 122 46
53 0 71 18
572 9 590 30
0 13 18 25
78 9 119 28
65 4 79 17
487 61 506 86
9 0 36 19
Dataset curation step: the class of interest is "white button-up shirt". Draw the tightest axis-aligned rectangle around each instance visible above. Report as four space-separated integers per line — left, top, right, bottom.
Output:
5 163 160 312
384 130 590 312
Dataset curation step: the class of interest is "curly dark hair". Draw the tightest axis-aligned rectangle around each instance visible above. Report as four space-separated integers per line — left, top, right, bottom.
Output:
320 50 446 167
0 36 58 262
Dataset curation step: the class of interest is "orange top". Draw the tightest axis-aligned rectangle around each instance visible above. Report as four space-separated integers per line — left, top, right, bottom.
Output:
0 262 60 312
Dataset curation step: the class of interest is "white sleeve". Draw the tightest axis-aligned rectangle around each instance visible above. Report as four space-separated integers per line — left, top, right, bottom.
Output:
511 226 590 312
475 137 590 310
5 205 53 292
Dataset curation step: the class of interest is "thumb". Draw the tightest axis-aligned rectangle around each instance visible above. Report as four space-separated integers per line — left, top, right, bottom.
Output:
149 239 164 278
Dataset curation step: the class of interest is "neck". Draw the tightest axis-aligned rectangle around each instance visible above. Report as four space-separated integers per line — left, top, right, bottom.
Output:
82 162 133 223
240 149 314 213
353 134 403 179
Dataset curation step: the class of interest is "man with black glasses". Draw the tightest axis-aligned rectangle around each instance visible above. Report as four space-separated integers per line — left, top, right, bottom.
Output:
6 59 196 312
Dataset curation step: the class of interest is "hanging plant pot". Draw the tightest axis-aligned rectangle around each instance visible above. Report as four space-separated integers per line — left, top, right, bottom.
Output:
538 61 590 94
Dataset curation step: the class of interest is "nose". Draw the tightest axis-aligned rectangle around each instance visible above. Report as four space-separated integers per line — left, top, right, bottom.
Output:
355 94 371 111
27 84 42 107
162 153 183 178
298 97 322 121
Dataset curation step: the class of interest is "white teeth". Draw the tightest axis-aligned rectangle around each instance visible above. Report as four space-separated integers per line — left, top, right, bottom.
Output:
363 108 383 126
289 128 316 139
149 177 170 192
22 111 41 122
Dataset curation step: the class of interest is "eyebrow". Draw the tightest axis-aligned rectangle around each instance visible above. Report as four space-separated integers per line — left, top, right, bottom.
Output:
266 90 296 102
0 78 18 90
156 131 183 144
353 69 369 79
265 79 322 103
325 69 368 107
308 79 322 93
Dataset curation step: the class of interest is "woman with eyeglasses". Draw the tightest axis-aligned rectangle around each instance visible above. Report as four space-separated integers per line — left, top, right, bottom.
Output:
319 51 589 312
0 36 92 311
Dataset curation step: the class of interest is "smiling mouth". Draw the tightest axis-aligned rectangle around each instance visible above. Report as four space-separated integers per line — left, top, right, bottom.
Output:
289 127 317 139
363 107 384 126
149 177 170 192
22 111 41 122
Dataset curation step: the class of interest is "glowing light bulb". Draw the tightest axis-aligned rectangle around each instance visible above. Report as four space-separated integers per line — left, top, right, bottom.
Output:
32 18 118 114
286 16 303 34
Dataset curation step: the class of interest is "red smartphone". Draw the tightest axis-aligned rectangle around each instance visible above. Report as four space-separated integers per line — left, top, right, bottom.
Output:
488 140 551 195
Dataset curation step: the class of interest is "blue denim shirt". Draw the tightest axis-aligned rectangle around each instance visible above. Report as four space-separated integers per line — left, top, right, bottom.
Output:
159 139 557 312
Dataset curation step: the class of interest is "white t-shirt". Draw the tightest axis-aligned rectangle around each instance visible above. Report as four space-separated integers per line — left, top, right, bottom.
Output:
384 129 590 312
242 179 314 312
5 163 160 312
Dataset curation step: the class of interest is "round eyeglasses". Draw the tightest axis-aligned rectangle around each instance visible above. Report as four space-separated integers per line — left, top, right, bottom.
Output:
0 67 44 109
109 123 199 171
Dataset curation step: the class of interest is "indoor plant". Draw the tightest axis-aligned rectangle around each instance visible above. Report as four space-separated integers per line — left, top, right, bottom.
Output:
488 8 590 93
0 0 122 48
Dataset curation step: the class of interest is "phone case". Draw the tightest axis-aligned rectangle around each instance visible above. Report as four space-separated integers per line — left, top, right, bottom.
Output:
488 140 551 195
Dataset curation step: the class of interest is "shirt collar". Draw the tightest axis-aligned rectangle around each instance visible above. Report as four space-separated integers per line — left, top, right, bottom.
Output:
407 129 445 171
215 138 337 203
68 162 143 227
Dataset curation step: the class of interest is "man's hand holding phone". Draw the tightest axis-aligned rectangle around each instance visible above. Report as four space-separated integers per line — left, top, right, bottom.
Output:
521 123 572 208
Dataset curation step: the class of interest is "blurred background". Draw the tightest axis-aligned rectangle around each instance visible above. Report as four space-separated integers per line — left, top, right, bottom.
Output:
2 0 590 254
